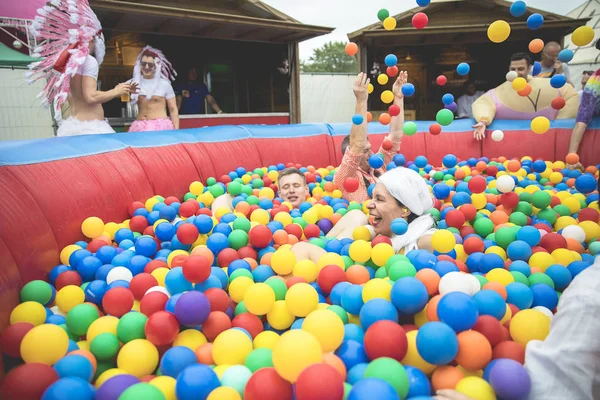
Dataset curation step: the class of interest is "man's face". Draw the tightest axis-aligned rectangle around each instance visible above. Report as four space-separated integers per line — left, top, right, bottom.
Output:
188 68 198 82
141 56 156 79
582 73 591 88
467 84 476 96
509 59 530 79
357 140 374 171
541 46 560 66
278 173 308 209
88 39 95 55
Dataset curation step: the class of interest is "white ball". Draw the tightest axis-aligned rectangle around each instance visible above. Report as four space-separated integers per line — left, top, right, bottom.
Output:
439 271 475 296
561 225 586 243
50 305 66 317
145 285 171 297
506 71 518 82
533 306 553 319
466 273 482 295
496 175 516 193
12 40 22 50
106 266 133 284
491 130 504 142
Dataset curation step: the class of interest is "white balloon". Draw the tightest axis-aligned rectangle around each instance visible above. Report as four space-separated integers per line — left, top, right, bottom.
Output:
466 273 482 295
496 175 515 193
491 130 504 142
13 40 22 50
145 285 171 297
506 71 518 82
439 271 475 295
533 306 553 319
106 266 133 284
561 225 586 243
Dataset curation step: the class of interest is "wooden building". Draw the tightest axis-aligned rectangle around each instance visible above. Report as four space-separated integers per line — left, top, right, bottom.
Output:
348 0 588 120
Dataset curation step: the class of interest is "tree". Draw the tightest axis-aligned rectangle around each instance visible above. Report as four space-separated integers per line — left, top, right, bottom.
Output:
300 41 358 73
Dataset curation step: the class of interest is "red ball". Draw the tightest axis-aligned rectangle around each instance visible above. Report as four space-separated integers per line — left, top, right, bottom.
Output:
285 224 303 240
486 165 498 177
220 175 232 184
164 196 179 205
142 226 155 237
386 66 399 77
539 233 568 253
412 12 429 29
305 173 317 184
0 363 58 400
403 324 418 332
578 208 599 223
343 178 359 193
55 270 82 290
179 202 197 218
244 368 293 400
171 255 189 269
388 105 401 117
459 204 477 221
182 256 211 284
232 313 264 338
102 287 134 317
145 311 179 346
286 276 308 288
204 288 230 313
459 226 476 238
492 340 525 364
295 363 345 400
197 208 212 217
436 75 447 86
468 176 487 194
317 265 347 294
177 224 199 245
534 223 552 234
364 321 408 361
0 322 34 357
445 210 466 229
144 259 168 274
472 315 504 347
429 123 442 135
128 201 145 217
87 239 108 253
249 225 273 248
129 273 159 301
551 96 566 110
238 246 258 260
201 311 232 342
463 236 484 254
129 215 149 233
304 224 321 239
140 291 169 317
217 248 240 268
371 235 393 247
500 192 519 209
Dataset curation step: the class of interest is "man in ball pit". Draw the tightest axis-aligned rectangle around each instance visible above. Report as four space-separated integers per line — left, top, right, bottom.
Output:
333 71 408 203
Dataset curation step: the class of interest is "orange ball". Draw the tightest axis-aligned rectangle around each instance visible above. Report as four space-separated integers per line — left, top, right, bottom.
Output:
482 281 507 300
330 214 343 225
490 210 509 225
416 269 441 296
431 365 464 391
517 84 532 97
476 161 487 172
566 238 584 253
529 38 544 53
260 252 273 266
273 230 289 245
379 113 392 125
195 343 214 365
454 169 466 180
366 112 373 123
244 257 258 270
287 234 299 245
455 331 492 371
323 353 347 381
323 182 335 192
426 294 442 322
345 42 359 56
346 265 371 284
507 160 521 172
235 201 251 216
565 152 580 165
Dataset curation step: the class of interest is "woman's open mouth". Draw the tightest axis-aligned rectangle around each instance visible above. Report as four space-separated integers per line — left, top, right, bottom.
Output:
370 215 382 226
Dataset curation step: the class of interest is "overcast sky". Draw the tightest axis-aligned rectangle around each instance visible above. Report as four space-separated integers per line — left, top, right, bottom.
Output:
262 0 587 61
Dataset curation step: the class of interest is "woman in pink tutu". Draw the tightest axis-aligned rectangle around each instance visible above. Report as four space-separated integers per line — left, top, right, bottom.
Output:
129 46 179 132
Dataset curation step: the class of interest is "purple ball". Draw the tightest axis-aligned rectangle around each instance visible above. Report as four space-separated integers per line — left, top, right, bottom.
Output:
174 290 211 326
445 102 458 113
489 358 531 399
317 218 334 235
95 374 140 400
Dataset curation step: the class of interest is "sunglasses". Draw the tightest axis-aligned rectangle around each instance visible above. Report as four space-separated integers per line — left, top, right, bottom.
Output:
141 62 155 69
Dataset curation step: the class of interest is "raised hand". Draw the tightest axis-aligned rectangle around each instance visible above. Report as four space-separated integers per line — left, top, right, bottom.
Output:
393 70 408 98
353 72 370 103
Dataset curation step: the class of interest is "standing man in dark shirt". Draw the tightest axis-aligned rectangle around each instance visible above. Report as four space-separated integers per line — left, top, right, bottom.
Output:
175 67 224 115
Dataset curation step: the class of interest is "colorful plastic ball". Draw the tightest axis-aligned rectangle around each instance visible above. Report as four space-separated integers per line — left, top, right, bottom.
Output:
175 291 210 327
54 354 94 381
82 216 104 239
244 368 293 400
530 283 559 310
405 365 432 398
436 109 454 126
442 94 454 106
10 301 46 326
416 0 430 5
41 377 95 400
273 330 323 383
95 374 140 400
456 62 470 76
0 363 59 399
437 292 479 332
429 123 442 135
359 298 398 330
117 339 159 378
0 322 34 357
384 54 398 67
509 309 551 347
295 363 345 400
213 329 253 366
90 332 120 362
431 229 456 253
302 309 344 353
550 74 566 89
369 154 384 169
364 357 409 398
20 324 69 365
145 311 180 346
489 358 532 399
491 129 504 141
510 0 527 17
175 364 220 400
364 320 408 361
455 377 495 400
487 20 511 43
345 42 359 57
436 75 447 86
572 25 595 46
401 83 416 97
473 290 506 320
352 114 364 125
527 13 544 29
20 280 53 305
348 378 399 400
390 277 428 314
285 282 318 317
416 322 459 365
412 12 429 29
575 174 598 194
403 121 418 136
383 17 397 31
160 346 197 378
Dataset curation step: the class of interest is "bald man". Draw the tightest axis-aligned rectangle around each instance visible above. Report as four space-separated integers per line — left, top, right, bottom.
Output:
537 41 572 84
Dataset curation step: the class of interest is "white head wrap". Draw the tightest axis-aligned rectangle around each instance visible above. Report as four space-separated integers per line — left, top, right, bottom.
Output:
131 45 176 104
378 167 436 253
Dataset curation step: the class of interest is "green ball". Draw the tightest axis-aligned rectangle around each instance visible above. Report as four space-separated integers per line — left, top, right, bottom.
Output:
509 211 528 226
427 208 441 221
234 177 244 184
20 280 53 305
292 218 308 229
228 229 249 250
235 301 248 315
221 365 252 396
553 205 571 217
209 184 225 198
327 305 349 324
265 277 287 300
510 271 529 285
154 196 165 202
344 382 352 400
251 178 264 189
436 109 454 126
385 254 410 272
514 201 533 216
206 177 217 186
66 303 99 336
528 273 555 289
447 227 460 235
518 192 532 203
241 185 253 196
539 178 549 185
495 227 516 249
364 357 410 399
474 217 495 237
309 238 326 248
402 122 418 136
474 274 488 289
342 255 354 270
337 208 348 216
229 269 254 282
117 311 147 343
246 195 259 206
377 8 390 21
388 261 417 281
184 192 196 201
433 171 444 181
375 267 388 279
537 208 557 225
59 324 80 341
228 181 243 196
348 203 363 211
486 233 495 242
253 168 265 178
589 241 600 255
119 383 165 400
232 217 251 232
244 348 273 372
531 191 551 209
90 332 120 361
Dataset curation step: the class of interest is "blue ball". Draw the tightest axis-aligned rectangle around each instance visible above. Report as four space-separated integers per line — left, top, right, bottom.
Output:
384 54 398 67
252 265 275 282
47 314 66 325
532 61 542 77
77 256 102 282
49 265 72 285
96 246 118 265
344 324 365 343
175 364 220 400
211 266 229 288
229 259 252 275
558 49 574 63
159 205 177 222
414 251 438 271
369 154 385 169
544 265 572 291
69 249 92 270
402 83 416 97
550 74 566 89
437 292 479 332
114 228 134 244
42 377 95 400
165 293 182 313
390 277 428 314
193 214 214 234
359 298 398 330
416 321 459 365
348 378 398 400
530 283 559 310
483 359 500 382
405 366 433 398
135 236 157 257
416 0 431 6
335 340 369 371
206 233 229 255
506 282 533 310
433 260 459 277
330 282 352 306
516 226 541 246
442 93 455 106
473 289 506 320
414 155 428 168
510 0 527 16
165 267 193 294
452 192 472 208
390 218 409 235
155 222 176 242
352 114 364 125
479 253 504 273
442 154 457 168
508 260 531 277
568 260 590 278
575 174 597 194
433 183 451 199
393 154 406 166
347 363 368 385
507 240 532 261
127 255 149 276
160 346 198 378
456 62 470 76
341 285 365 315
527 13 544 29
53 354 94 381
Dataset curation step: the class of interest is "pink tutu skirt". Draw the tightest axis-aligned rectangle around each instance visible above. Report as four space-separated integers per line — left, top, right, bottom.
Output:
129 118 174 132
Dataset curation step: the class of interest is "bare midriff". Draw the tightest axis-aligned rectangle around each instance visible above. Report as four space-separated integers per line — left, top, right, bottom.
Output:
137 96 168 120
68 74 104 121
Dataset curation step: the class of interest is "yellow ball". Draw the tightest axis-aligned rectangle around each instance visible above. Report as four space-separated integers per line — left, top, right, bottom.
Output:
401 330 436 375
293 259 318 282
208 387 241 400
55 285 85 313
271 249 297 275
455 244 468 262
267 300 295 330
485 268 514 286
457 366 483 378
150 376 177 400
95 368 127 388
213 364 231 379
319 205 334 219
259 187 275 201
362 278 391 302
352 226 371 241
273 329 323 383
244 283 276 315
348 240 372 263
104 222 120 239
302 309 344 353
414 306 429 327
572 25 595 46
173 329 207 351
60 244 82 266
383 16 397 30
512 77 527 91
487 20 511 43
87 316 119 342
145 197 159 212
579 221 600 242
528 252 555 273
431 230 456 253
509 309 551 347
555 216 577 232
285 283 319 317
81 216 104 239
500 303 512 325
229 276 254 303
332 189 343 199
302 210 319 225
371 243 395 267
117 339 159 378
212 329 253 366
151 267 170 287
250 209 270 225
485 245 507 260
531 116 550 134
551 248 576 266
377 74 389 85
76 340 90 352
215 207 232 220
198 192 215 207
455 377 496 400
254 330 280 349
189 181 205 196
367 83 374 94
20 324 69 365
548 172 563 185
471 193 487 210
317 252 345 271
10 301 46 326
381 90 394 104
